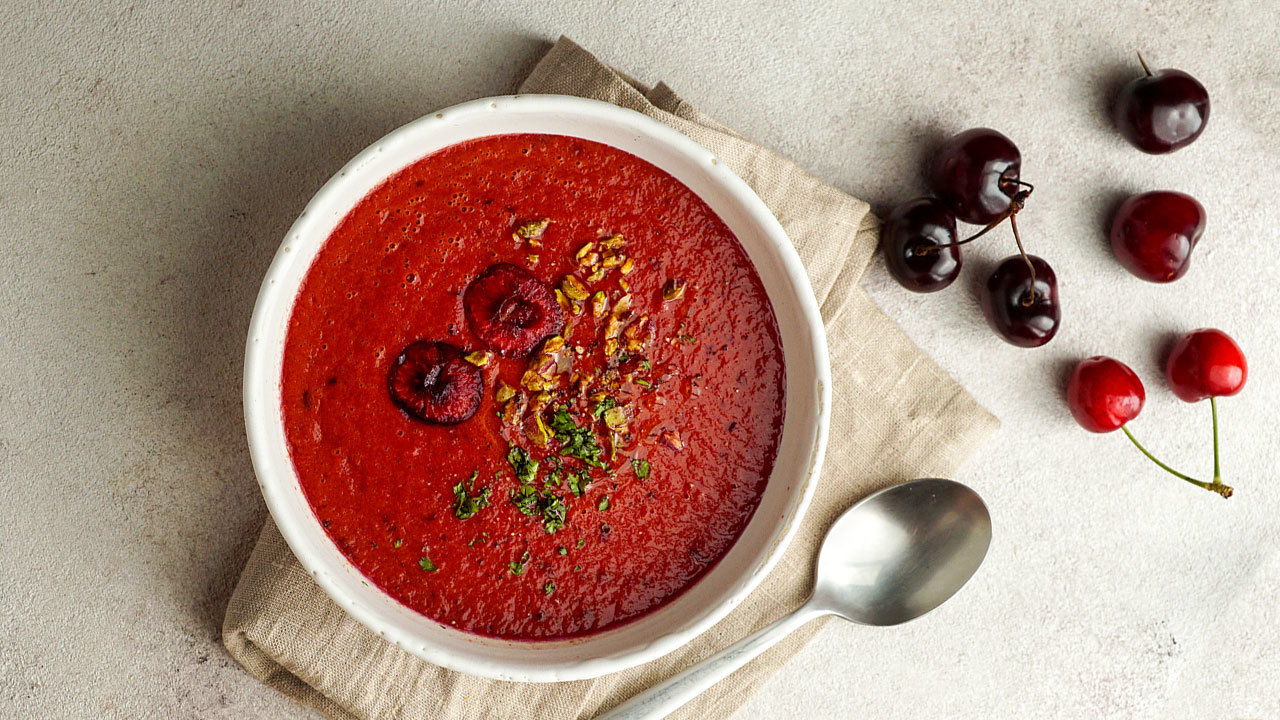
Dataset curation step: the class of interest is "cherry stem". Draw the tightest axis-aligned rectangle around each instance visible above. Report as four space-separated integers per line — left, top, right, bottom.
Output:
1009 213 1037 306
1121 425 1233 498
1137 51 1153 77
1210 397 1222 482
922 214 1008 253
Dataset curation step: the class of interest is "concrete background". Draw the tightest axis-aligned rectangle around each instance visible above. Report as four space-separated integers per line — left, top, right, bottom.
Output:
2 0 1278 717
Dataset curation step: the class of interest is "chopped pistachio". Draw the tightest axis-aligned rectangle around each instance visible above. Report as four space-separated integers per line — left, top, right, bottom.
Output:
495 381 517 403
604 337 620 357
586 267 606 283
521 368 554 392
464 350 491 367
515 218 551 240
599 233 625 251
540 335 566 354
501 394 526 425
618 278 630 291
620 257 635 275
561 275 589 302
526 253 539 266
601 254 623 270
590 291 607 318
659 429 684 452
575 241 595 263
554 288 571 313
612 294 632 316
602 405 628 431
662 278 686 301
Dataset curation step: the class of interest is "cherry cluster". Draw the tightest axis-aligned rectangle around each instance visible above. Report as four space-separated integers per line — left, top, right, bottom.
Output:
884 54 1243 499
882 128 1058 347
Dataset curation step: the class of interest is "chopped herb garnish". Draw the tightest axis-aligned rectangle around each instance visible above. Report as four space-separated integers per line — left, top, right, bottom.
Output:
543 581 556 596
598 495 611 512
508 560 524 576
548 406 603 468
567 469 591 497
635 378 652 388
632 458 651 479
511 481 568 534
419 556 438 572
576 538 586 548
542 493 567 534
393 539 403 548
507 446 540 484
617 351 630 363
452 471 491 520
557 546 568 555
592 396 616 418
639 359 652 371
573 564 583 572
511 484 540 516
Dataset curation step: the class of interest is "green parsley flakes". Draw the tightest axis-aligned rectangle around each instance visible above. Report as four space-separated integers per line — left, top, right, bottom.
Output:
631 458 651 480
452 471 491 520
418 556 437 572
598 495 610 512
543 581 556 596
548 406 603 468
507 446 540 484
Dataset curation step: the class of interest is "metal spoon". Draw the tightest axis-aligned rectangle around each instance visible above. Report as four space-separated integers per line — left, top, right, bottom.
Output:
596 478 992 720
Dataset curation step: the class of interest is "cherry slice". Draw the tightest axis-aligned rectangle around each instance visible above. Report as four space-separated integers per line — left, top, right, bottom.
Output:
464 263 564 358
388 340 483 425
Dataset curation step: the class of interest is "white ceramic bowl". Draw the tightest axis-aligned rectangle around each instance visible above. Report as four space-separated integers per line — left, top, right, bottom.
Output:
243 95 831 682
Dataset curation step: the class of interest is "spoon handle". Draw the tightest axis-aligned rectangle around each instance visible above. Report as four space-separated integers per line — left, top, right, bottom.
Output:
594 602 826 720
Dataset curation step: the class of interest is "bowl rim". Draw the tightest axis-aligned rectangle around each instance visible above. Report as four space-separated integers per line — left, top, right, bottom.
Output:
243 94 831 681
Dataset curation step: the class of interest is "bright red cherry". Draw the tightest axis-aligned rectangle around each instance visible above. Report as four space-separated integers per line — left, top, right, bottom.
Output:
929 128 1022 225
1115 55 1209 154
1110 191 1205 282
1067 357 1145 433
881 197 962 292
1165 328 1247 402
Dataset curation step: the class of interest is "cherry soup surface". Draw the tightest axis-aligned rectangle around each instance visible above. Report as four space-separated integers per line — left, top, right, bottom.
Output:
281 134 786 640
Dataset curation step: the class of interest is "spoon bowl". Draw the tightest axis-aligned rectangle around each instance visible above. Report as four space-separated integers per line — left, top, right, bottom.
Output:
598 478 991 720
814 478 991 626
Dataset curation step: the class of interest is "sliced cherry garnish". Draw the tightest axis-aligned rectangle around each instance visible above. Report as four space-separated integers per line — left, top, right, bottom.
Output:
929 128 1022 225
1115 54 1209 154
1166 328 1247 402
388 340 483 425
881 197 962 292
1067 356 1145 433
980 255 1060 348
463 263 564 358
1110 191 1205 283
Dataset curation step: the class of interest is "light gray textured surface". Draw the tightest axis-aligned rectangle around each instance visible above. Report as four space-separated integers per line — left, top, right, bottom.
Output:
1 1 1277 718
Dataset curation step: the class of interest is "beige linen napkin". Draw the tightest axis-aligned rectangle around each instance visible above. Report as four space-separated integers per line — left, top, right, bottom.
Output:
223 36 999 720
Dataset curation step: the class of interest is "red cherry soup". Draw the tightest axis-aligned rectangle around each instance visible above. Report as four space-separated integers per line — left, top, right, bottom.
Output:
281 134 786 639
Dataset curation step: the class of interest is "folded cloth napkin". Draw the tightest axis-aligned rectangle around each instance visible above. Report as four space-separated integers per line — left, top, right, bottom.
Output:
222 36 999 720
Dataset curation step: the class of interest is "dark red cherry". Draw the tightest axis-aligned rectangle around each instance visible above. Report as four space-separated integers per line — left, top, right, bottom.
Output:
388 341 484 424
1067 356 1145 433
980 255 1060 348
881 198 962 292
1110 191 1205 283
463 263 564 358
929 128 1022 225
1165 328 1247 403
1115 57 1209 154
